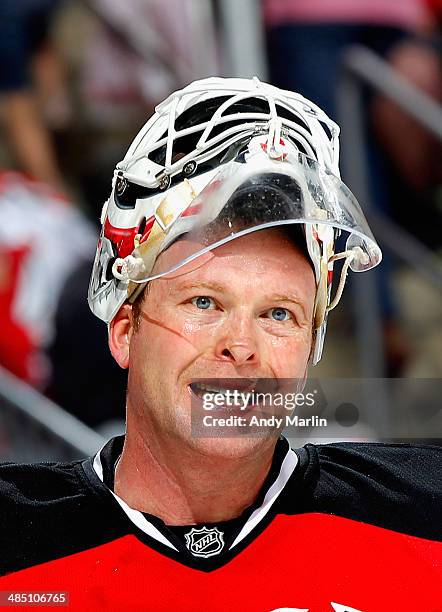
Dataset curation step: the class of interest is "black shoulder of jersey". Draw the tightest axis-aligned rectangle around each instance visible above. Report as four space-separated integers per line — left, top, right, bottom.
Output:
0 459 128 577
282 441 442 541
1 442 440 577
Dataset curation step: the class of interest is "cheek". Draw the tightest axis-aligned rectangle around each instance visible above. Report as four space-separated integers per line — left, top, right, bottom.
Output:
128 329 195 420
265 330 311 377
131 316 201 380
144 305 228 356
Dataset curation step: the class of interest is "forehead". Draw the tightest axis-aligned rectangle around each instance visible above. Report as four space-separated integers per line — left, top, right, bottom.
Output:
154 228 315 298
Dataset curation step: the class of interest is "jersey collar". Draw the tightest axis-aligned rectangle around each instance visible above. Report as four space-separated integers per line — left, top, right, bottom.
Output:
91 434 298 558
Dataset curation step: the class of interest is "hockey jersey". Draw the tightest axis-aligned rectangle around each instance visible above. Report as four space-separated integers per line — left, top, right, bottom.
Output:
0 435 441 611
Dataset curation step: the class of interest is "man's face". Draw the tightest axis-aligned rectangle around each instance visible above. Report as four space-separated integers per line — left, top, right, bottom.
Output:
127 228 315 457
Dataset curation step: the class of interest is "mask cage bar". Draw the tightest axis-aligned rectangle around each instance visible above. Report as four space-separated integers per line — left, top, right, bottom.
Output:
119 118 323 189
117 79 341 184
122 110 319 169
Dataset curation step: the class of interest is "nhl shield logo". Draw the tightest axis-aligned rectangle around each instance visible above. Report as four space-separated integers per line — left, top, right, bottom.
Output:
184 526 224 558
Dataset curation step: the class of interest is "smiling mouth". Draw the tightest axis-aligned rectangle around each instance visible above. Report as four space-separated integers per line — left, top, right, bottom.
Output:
189 379 279 411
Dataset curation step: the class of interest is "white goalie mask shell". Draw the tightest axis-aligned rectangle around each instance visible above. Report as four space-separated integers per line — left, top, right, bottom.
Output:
88 76 381 364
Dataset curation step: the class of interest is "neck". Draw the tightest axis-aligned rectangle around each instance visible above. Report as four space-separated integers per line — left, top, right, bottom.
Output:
114 415 276 525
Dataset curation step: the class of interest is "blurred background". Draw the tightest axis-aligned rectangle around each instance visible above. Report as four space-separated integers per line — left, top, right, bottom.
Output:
0 0 441 461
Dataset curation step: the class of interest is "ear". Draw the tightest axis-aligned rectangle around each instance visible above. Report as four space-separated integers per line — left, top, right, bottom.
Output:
109 304 134 369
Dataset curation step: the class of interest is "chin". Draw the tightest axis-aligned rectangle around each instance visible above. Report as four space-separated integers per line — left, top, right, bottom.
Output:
185 434 275 461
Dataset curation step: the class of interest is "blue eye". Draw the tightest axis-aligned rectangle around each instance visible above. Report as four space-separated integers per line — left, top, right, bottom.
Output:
191 296 215 310
267 307 291 321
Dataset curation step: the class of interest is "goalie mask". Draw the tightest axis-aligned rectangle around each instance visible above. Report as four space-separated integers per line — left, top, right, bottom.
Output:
88 76 381 363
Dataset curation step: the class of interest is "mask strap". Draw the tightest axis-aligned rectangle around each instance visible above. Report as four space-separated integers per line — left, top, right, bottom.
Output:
112 255 146 281
326 247 367 313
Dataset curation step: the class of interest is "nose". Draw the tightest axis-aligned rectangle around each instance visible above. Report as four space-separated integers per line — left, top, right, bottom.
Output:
214 314 260 366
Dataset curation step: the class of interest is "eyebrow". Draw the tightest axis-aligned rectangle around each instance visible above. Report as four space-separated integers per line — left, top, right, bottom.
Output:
174 283 308 318
268 294 309 319
174 281 228 293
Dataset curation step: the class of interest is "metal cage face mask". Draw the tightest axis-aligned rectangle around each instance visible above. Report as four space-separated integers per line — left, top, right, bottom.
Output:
88 76 382 364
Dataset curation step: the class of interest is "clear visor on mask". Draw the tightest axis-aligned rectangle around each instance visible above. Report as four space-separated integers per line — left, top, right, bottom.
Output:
114 149 382 283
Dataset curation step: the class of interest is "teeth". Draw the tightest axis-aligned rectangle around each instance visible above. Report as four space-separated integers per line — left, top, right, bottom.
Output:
190 383 267 409
192 384 236 395
192 383 254 395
